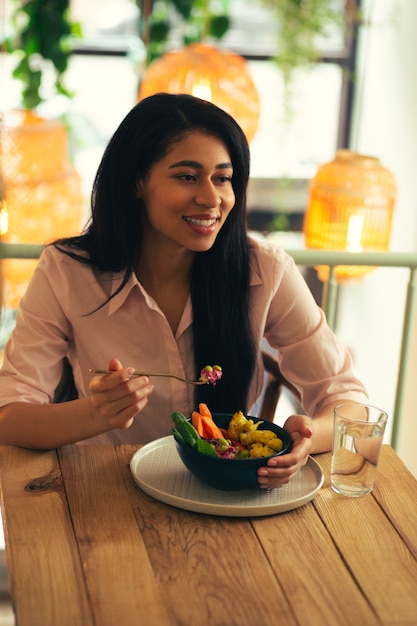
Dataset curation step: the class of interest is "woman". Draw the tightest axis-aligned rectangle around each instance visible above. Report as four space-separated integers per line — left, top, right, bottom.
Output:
0 93 367 487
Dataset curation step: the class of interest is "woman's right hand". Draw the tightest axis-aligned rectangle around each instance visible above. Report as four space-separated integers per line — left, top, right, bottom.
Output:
89 358 154 431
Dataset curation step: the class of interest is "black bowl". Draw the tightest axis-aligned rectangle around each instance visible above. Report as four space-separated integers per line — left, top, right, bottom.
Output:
174 413 292 491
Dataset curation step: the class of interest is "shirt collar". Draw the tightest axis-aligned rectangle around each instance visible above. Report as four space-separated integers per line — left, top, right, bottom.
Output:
107 271 139 315
106 253 263 315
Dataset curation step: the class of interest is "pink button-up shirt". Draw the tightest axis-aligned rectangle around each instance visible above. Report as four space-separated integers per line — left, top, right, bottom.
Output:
0 238 368 444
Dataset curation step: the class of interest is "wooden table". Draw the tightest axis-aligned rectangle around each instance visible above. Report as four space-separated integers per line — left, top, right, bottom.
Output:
0 444 416 626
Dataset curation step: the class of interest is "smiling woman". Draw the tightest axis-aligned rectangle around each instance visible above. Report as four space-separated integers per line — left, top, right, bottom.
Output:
0 93 367 491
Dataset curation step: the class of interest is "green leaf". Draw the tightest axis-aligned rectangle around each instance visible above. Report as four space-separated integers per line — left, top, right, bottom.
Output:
209 14 230 40
149 18 170 43
196 439 218 457
171 0 194 20
6 0 81 107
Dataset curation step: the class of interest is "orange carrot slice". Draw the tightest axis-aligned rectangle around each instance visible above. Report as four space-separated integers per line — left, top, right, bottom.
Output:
198 413 223 440
192 404 223 440
191 411 204 436
198 403 212 418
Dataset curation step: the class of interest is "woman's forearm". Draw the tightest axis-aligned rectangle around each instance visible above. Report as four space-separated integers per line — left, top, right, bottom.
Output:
309 409 334 454
0 398 106 449
310 399 360 454
0 366 154 450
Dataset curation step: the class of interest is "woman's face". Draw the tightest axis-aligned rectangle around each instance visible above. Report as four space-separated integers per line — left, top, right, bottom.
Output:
136 131 235 252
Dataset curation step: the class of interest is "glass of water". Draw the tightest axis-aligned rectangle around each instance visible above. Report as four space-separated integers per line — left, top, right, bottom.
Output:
331 403 388 497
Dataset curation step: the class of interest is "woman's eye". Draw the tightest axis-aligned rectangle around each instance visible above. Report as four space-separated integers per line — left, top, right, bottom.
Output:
176 173 232 183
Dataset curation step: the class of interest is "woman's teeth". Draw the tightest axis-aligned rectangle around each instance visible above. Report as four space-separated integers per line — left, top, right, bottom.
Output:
183 217 216 226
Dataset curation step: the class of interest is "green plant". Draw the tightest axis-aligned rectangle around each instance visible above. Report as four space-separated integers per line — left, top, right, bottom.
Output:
138 0 231 64
6 0 82 109
271 212 290 232
260 0 360 86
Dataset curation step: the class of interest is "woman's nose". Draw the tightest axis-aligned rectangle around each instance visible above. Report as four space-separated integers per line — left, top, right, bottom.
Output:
194 181 219 207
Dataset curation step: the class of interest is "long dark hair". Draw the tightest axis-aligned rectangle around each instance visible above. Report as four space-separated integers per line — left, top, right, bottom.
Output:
54 93 256 412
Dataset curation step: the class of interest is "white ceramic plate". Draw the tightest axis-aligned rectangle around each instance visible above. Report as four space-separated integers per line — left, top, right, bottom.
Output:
130 436 324 517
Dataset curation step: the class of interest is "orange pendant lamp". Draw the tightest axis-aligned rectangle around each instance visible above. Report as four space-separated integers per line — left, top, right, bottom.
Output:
0 110 85 308
137 42 260 143
303 150 397 281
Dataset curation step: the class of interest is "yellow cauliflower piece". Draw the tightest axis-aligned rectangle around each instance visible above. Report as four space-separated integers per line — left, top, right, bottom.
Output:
249 443 276 458
228 411 259 439
228 413 283 456
239 429 281 448
268 437 284 452
242 419 258 432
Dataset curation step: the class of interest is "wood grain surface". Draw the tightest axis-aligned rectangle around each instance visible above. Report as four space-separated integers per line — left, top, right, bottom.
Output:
0 444 416 626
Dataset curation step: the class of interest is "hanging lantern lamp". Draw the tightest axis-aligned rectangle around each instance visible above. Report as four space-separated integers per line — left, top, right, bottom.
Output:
303 150 397 281
137 43 260 143
0 110 85 309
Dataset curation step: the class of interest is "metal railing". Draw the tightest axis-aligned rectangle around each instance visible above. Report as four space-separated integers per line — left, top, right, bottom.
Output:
287 249 417 450
1 242 417 450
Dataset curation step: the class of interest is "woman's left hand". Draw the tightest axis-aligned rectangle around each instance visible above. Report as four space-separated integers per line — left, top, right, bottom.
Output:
257 414 314 489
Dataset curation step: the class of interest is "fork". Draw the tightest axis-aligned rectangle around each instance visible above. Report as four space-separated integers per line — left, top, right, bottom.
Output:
88 369 208 385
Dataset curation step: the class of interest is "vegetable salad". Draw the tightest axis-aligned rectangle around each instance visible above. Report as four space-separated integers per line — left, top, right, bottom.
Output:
172 404 284 460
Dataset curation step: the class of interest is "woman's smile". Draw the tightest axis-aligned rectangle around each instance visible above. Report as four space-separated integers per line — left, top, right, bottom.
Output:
182 214 220 234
